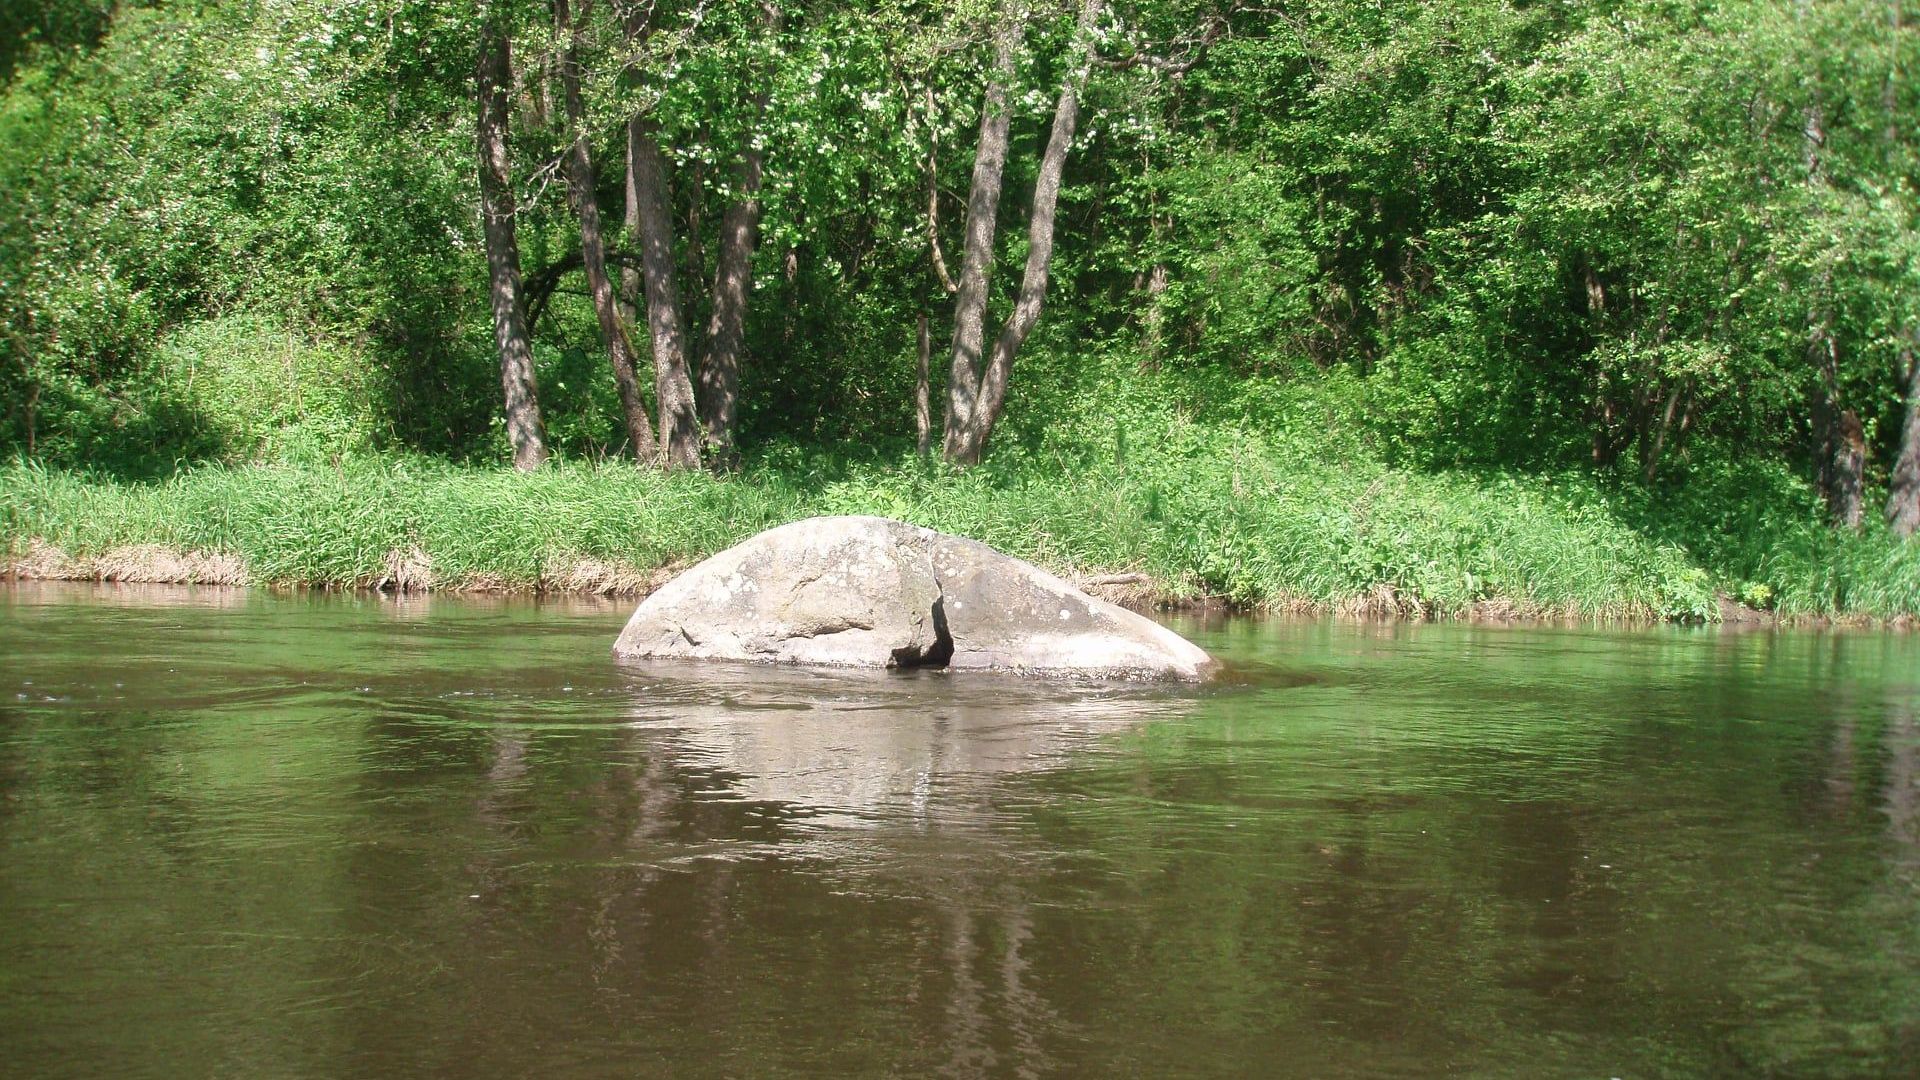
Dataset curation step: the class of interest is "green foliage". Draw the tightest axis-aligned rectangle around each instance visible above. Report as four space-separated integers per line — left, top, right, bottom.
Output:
12 370 1917 617
1600 451 1920 618
0 0 500 464
149 315 384 465
1 0 1915 616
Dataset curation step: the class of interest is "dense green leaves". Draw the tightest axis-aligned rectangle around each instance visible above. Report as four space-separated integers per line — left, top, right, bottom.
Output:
0 0 1915 550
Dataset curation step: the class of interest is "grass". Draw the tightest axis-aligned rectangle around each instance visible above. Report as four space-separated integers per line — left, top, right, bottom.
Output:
8 406 1916 622
10 315 1915 622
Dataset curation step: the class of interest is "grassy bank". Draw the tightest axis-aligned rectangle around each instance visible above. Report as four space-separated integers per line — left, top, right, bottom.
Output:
7 417 1918 622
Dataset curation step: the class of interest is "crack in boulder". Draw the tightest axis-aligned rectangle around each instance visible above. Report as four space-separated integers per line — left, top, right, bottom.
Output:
888 592 953 670
613 516 1214 680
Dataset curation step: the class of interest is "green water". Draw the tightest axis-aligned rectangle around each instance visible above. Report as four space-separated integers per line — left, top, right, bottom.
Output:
1 583 1916 1078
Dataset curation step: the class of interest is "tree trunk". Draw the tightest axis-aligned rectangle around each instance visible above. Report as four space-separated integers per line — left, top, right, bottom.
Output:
952 0 1102 465
556 0 658 464
1889 0 1904 145
23 377 37 457
1641 381 1685 485
1799 1 1853 522
942 20 1019 460
1887 4 1916 537
1887 346 1920 538
626 120 702 469
1833 408 1865 530
476 14 548 471
1141 256 1169 367
700 46 773 472
924 87 960 298
616 9 701 471
1810 293 1845 512
683 152 709 372
621 135 643 328
916 312 933 457
698 156 762 470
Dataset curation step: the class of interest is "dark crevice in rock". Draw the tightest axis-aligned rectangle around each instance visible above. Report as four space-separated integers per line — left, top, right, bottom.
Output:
927 595 955 667
889 595 954 670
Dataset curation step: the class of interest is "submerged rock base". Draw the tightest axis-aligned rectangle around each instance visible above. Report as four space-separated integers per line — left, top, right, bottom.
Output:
613 516 1216 680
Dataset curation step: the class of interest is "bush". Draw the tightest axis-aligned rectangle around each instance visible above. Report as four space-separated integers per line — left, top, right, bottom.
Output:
151 314 383 465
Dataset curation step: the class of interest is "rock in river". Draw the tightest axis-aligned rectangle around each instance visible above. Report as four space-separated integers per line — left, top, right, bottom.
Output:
613 516 1216 680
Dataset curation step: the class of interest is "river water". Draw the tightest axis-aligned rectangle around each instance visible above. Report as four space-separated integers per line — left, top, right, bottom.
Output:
1 582 1915 1077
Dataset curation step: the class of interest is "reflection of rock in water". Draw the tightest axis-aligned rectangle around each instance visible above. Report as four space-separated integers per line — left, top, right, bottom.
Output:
619 658 1197 828
605 660 1201 1077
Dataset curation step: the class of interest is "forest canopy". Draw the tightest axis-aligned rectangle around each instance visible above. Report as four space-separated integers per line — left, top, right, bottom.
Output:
2 0 1917 608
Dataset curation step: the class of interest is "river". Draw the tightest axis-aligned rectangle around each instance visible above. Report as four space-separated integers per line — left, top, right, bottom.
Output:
1 582 1915 1077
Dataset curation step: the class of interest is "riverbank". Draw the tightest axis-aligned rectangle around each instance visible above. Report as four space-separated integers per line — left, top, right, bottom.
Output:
7 449 1917 623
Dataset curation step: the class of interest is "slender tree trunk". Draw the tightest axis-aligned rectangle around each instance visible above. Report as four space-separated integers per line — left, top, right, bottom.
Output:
953 0 1102 465
916 313 933 457
1887 346 1920 537
627 121 702 469
942 20 1019 460
698 154 762 470
1889 0 1903 144
918 92 954 460
615 8 701 470
557 0 658 464
1807 275 1850 523
683 152 709 370
1141 256 1169 367
924 87 961 298
1885 4 1917 537
1812 335 1834 483
701 13 775 473
615 10 651 326
1799 0 1856 521
1834 409 1866 529
24 377 37 457
621 136 643 327
1641 381 1684 485
476 14 548 471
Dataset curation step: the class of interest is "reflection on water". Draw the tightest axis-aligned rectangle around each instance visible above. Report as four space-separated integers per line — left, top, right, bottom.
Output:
1 581 1917 1078
621 659 1196 828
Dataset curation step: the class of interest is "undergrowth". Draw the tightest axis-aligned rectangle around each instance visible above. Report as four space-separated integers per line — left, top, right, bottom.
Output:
7 395 1915 620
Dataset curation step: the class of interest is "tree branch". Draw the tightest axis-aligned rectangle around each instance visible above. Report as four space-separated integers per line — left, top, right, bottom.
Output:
1098 15 1227 76
927 145 960 295
525 249 647 333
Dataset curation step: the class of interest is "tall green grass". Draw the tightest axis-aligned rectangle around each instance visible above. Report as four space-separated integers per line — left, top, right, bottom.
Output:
6 357 1916 619
1 457 789 589
11 436 1913 619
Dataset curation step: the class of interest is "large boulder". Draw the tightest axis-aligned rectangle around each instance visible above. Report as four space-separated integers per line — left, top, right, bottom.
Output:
613 516 1216 680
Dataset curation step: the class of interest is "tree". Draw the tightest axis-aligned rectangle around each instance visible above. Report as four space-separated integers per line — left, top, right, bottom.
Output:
941 16 1018 463
477 7 549 471
944 0 1102 466
1890 343 1920 538
695 5 781 472
698 121 767 472
557 0 659 464
957 0 1103 463
1799 3 1862 529
625 120 699 469
1880 0 1917 540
